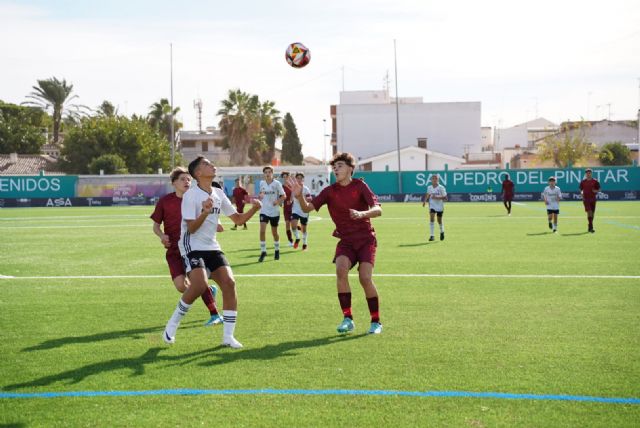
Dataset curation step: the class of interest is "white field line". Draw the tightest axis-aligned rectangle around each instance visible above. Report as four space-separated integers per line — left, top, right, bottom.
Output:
0 273 638 280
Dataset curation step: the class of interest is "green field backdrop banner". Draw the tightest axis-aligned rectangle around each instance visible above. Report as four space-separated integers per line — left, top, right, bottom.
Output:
0 175 78 198
350 166 640 194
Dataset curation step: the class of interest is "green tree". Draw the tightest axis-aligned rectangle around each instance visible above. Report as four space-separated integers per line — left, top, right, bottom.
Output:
598 142 631 166
60 116 173 174
281 112 303 164
88 154 129 174
0 101 47 154
96 100 118 118
217 89 262 166
259 100 283 164
147 98 182 143
22 77 85 145
538 121 596 167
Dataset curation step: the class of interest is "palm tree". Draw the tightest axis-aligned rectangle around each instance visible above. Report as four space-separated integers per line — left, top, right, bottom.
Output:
147 98 182 143
23 77 84 145
217 89 262 166
259 100 283 164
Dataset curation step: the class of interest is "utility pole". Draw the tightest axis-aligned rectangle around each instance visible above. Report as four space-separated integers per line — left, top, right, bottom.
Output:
393 39 402 194
169 43 175 169
193 98 203 133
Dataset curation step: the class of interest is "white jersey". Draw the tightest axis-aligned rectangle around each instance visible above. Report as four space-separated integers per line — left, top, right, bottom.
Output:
427 184 447 212
179 185 236 254
292 185 311 218
542 186 562 210
259 179 285 217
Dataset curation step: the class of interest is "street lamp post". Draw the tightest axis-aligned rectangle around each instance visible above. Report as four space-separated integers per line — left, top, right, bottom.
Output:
323 119 328 164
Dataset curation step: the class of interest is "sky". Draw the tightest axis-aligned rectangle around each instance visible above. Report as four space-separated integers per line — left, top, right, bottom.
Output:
1 0 639 160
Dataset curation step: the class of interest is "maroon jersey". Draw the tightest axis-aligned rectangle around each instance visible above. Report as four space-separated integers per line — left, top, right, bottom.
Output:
579 179 600 201
150 192 182 254
311 179 379 242
283 185 293 216
232 186 248 210
501 179 514 198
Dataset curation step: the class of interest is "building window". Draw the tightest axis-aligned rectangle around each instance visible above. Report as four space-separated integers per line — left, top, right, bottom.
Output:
182 141 195 148
202 142 209 152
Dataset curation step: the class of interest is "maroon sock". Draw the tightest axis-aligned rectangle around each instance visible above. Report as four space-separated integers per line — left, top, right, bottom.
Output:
201 287 218 315
366 296 380 323
338 292 352 319
588 217 593 228
286 230 293 243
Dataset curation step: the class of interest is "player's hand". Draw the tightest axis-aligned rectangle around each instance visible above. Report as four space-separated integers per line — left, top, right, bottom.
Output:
273 200 279 206
286 177 302 197
216 223 224 232
160 234 170 248
201 198 213 213
349 209 364 220
250 198 262 209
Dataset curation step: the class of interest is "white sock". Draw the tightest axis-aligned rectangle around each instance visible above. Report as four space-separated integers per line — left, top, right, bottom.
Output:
293 229 300 239
303 232 308 244
553 223 557 231
260 241 266 252
165 299 191 337
439 223 445 233
274 241 280 251
429 222 435 236
223 310 237 339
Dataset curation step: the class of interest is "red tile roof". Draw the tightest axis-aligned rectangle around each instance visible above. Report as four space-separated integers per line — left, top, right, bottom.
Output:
0 154 65 175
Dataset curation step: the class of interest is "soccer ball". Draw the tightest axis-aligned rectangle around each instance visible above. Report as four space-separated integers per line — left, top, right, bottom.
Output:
285 42 310 68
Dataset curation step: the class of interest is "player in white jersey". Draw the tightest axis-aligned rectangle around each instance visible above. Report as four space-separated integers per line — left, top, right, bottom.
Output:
163 156 261 348
422 175 448 241
258 166 286 262
542 176 562 233
290 172 312 250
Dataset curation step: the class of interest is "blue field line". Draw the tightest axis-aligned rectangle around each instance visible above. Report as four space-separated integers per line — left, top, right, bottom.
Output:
1 388 639 404
602 220 640 231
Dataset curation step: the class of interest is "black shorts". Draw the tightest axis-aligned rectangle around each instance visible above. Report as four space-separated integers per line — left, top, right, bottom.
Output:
183 250 229 277
429 209 444 216
547 209 560 215
260 214 280 227
291 213 309 225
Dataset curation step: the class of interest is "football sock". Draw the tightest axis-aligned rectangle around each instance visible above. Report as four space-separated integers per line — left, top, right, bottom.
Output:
260 241 266 252
165 299 191 337
303 232 308 245
588 217 593 229
553 223 557 231
286 230 293 242
429 222 435 236
366 296 380 323
338 292 352 319
293 229 300 239
439 223 444 233
201 286 218 315
274 241 280 251
222 310 237 339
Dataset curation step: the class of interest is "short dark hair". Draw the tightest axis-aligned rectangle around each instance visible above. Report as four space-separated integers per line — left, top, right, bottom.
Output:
170 166 189 183
502 173 510 180
188 156 206 178
330 152 356 175
212 180 222 189
548 176 556 182
280 171 290 178
263 166 273 173
295 172 305 178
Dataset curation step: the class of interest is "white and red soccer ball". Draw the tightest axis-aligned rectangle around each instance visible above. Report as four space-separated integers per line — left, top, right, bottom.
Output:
285 42 310 68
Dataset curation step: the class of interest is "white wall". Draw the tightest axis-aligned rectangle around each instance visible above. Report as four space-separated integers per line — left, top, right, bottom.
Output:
336 100 481 160
365 149 463 172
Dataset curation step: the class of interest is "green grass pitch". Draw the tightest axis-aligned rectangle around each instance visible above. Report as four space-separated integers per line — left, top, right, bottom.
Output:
1 201 639 427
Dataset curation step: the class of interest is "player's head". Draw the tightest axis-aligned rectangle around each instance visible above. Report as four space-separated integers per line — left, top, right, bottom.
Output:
235 178 242 187
280 171 290 179
295 172 305 184
502 173 510 181
431 174 439 185
170 166 191 193
548 176 556 187
585 168 592 178
188 155 216 181
263 166 274 180
330 152 356 180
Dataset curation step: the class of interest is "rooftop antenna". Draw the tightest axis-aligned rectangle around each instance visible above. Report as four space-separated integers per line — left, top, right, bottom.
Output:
193 98 203 133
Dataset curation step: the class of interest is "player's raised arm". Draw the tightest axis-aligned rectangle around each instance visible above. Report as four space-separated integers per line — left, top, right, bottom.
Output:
287 177 315 213
230 198 261 225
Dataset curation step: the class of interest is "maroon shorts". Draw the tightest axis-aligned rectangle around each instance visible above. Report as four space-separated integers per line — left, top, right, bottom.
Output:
583 200 597 212
334 237 377 269
236 203 245 214
503 194 513 202
166 251 186 279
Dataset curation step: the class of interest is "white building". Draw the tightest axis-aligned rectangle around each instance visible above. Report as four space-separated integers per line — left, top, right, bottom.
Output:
332 91 481 160
357 146 464 172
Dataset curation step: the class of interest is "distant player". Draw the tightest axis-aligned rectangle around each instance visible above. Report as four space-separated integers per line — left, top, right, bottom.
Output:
258 166 286 262
163 156 261 348
150 166 221 326
501 173 514 216
231 178 249 230
579 168 601 233
280 171 294 246
288 152 383 335
542 176 562 233
422 174 447 241
290 172 312 250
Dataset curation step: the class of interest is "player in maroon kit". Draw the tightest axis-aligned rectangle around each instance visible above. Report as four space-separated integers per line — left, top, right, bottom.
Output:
151 167 222 326
231 178 249 230
281 171 294 246
501 173 515 216
287 152 383 335
579 168 601 233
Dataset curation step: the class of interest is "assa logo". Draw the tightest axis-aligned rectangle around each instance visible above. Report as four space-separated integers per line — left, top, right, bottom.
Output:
46 198 72 207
